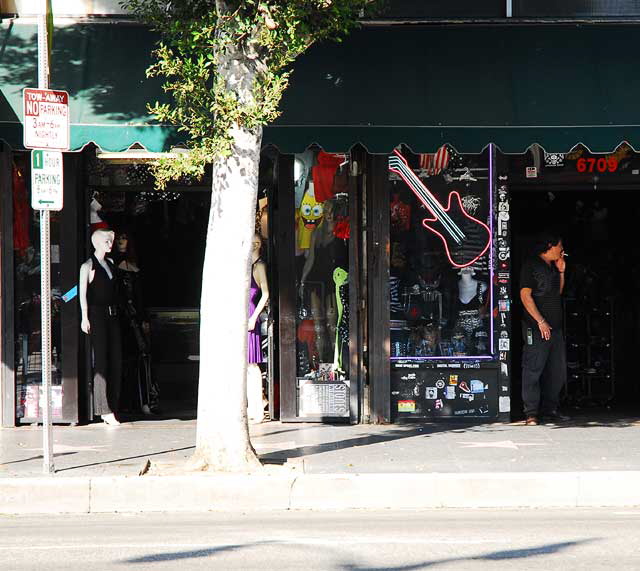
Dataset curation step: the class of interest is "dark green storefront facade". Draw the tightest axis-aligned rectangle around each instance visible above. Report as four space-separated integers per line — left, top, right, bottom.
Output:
1 18 638 425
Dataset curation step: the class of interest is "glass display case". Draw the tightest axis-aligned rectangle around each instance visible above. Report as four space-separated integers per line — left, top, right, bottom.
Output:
293 150 351 419
387 146 499 420
388 146 493 361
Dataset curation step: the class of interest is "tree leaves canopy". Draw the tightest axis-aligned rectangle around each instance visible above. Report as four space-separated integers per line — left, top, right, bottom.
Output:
120 0 381 187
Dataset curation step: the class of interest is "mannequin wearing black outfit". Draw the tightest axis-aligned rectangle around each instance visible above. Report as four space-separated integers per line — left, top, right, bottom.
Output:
79 229 122 426
113 232 157 415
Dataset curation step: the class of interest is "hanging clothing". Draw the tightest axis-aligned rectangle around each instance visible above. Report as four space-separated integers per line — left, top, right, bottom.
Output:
297 318 319 374
306 235 348 284
248 261 264 364
390 193 411 232
88 255 122 416
312 151 344 202
12 165 29 256
454 281 486 336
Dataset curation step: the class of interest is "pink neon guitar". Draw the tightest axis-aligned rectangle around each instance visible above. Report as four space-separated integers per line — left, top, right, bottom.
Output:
388 150 491 268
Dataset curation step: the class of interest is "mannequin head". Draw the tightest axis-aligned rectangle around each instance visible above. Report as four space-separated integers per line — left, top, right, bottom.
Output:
115 230 137 262
458 267 476 279
323 199 335 225
91 228 114 255
115 232 128 253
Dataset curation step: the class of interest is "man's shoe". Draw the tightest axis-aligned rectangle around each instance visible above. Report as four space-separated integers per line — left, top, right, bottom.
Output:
542 411 570 423
525 415 539 426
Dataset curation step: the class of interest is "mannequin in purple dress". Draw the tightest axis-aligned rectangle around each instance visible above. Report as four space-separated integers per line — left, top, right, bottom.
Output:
247 233 269 422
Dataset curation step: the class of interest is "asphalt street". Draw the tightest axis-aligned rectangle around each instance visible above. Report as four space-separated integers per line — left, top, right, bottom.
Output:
1 509 639 570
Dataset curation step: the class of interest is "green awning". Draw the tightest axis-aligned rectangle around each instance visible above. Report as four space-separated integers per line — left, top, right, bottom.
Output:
0 20 180 152
1 22 639 154
269 25 640 154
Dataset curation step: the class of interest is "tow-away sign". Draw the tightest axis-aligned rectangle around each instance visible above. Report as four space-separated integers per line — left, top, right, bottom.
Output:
31 150 63 211
23 88 70 151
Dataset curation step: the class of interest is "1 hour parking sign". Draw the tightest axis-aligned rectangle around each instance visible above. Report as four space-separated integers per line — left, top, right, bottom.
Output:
31 150 63 211
23 88 70 151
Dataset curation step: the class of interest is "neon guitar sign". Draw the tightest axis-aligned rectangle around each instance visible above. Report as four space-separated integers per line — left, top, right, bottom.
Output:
388 150 491 268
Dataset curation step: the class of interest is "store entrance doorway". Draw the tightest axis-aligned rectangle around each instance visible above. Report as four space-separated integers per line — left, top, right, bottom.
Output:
86 187 210 420
510 188 640 418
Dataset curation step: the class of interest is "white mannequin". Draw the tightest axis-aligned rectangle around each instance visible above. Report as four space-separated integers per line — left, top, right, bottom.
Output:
79 229 120 426
79 230 114 333
458 267 487 304
247 233 269 423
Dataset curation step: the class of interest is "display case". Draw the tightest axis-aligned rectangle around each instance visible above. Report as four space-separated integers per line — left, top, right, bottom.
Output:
293 150 354 420
387 146 500 420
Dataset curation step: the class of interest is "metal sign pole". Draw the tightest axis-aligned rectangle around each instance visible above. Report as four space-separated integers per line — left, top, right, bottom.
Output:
38 0 54 475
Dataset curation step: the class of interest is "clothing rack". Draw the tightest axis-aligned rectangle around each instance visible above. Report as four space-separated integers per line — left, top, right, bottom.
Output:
563 296 615 407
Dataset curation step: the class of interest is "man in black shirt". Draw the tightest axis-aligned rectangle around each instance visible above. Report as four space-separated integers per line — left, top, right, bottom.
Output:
519 233 567 425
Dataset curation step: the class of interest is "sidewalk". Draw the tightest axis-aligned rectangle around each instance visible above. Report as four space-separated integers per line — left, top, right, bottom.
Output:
2 412 640 513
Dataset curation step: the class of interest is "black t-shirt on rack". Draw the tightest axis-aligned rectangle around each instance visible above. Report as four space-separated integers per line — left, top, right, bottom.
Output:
519 256 563 329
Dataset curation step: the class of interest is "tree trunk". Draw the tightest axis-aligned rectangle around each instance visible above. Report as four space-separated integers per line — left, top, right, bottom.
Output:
189 122 263 472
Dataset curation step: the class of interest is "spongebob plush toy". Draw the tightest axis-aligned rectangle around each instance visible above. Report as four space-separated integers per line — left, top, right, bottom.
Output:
296 182 324 251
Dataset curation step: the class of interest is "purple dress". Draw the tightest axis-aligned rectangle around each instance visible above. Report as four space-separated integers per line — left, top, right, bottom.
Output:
248 267 263 363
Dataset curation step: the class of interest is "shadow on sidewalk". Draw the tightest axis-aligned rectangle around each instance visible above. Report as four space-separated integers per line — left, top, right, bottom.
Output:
54 446 195 473
0 451 77 466
257 422 486 463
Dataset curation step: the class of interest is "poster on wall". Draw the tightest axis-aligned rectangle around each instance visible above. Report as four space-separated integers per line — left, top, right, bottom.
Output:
388 145 494 361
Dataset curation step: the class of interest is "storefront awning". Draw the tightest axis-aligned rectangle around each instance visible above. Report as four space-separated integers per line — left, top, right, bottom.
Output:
1 22 638 154
269 25 640 154
0 20 180 152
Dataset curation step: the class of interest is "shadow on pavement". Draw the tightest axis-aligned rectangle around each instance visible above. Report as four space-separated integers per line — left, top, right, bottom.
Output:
54 446 195 473
121 538 596 568
257 422 490 463
0 451 77 466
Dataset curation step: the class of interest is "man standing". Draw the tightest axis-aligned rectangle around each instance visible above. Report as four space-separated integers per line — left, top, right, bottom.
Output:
519 233 567 425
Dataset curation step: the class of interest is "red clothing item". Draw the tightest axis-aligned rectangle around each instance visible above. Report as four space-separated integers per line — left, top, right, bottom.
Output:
312 151 344 202
333 217 350 240
12 166 29 256
390 193 411 232
297 318 319 369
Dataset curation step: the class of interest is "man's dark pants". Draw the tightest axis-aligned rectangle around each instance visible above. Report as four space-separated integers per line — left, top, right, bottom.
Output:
521 323 567 416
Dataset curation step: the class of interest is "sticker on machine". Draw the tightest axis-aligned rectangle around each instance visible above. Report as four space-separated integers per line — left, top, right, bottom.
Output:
470 380 485 394
499 396 511 412
445 386 456 400
425 387 438 400
398 400 416 413
499 338 510 351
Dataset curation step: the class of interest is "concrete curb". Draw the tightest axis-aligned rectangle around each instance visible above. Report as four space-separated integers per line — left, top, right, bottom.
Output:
2 471 640 514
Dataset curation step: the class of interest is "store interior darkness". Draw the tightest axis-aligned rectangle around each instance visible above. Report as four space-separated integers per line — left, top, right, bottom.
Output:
510 185 640 417
93 189 210 418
